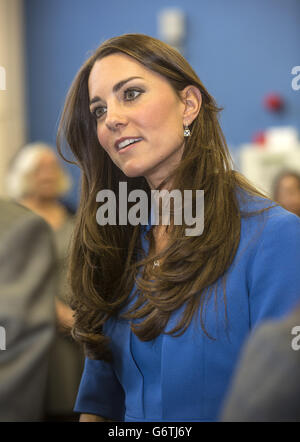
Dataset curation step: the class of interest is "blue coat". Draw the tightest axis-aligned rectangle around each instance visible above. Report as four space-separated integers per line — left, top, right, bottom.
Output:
74 191 300 421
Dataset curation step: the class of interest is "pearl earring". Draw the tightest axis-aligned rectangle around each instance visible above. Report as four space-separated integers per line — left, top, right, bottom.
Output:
184 124 191 137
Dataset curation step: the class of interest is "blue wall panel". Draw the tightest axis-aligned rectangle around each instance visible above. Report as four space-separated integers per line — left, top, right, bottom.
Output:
24 0 300 207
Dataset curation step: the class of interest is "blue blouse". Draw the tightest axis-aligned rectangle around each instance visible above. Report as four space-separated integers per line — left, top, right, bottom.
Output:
74 191 300 421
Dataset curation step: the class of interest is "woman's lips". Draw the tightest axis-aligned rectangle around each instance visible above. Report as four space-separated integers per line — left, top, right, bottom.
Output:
117 139 143 154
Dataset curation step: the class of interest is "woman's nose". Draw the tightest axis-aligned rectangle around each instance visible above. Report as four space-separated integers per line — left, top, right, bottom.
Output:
105 105 128 131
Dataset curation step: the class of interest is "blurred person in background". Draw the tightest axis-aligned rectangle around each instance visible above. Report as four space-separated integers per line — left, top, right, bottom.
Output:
5 143 84 421
273 170 300 217
220 303 300 421
0 199 56 421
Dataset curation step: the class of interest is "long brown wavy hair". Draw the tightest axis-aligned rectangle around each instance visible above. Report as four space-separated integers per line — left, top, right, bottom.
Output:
57 33 273 361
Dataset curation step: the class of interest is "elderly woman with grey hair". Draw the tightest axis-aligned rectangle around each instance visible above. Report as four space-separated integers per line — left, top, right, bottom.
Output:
5 142 84 421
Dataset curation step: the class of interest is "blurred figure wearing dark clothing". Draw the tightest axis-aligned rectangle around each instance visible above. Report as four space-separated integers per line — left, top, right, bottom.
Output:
5 143 84 420
221 305 300 422
0 199 56 421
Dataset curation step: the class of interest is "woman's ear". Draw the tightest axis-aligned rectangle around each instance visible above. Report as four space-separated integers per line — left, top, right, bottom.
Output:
180 85 202 125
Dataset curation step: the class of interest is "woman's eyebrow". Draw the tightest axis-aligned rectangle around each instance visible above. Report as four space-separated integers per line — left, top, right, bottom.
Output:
89 76 144 106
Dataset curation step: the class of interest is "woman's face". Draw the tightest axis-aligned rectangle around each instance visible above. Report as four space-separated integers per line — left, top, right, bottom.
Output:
29 151 61 200
276 175 300 216
88 53 186 189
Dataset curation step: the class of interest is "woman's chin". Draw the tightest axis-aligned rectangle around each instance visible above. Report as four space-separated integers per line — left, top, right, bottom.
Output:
120 163 148 179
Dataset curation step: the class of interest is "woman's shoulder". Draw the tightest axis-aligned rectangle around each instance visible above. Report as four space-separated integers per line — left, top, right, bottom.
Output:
236 186 300 227
234 187 300 264
235 186 274 212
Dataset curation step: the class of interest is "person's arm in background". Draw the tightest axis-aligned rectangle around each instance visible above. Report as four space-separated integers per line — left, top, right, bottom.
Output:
0 201 57 421
55 298 75 332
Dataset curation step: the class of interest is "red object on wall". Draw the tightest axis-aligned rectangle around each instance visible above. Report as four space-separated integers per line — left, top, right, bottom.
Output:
252 131 266 147
263 93 284 112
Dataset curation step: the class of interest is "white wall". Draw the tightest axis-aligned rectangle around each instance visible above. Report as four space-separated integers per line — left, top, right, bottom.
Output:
0 0 26 196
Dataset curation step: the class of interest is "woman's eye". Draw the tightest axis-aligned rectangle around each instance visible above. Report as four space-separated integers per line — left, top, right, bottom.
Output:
124 88 143 101
93 106 106 119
